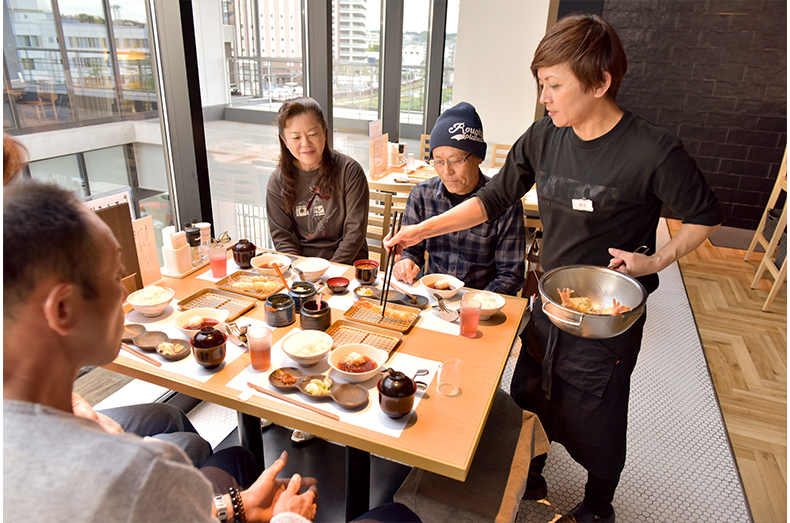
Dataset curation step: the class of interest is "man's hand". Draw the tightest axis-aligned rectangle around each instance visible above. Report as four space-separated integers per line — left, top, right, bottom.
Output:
273 473 318 521
241 451 318 522
383 224 423 256
72 392 123 434
393 259 420 285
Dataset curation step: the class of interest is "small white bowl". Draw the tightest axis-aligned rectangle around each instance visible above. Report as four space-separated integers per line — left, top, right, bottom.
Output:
328 343 388 383
281 329 334 367
464 291 506 320
292 257 331 282
420 274 464 299
251 254 292 276
126 285 175 317
173 307 230 337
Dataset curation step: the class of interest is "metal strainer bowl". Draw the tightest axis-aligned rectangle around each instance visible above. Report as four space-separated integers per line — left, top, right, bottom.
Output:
538 265 647 339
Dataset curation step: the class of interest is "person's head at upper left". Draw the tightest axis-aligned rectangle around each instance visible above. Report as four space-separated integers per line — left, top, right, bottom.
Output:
531 13 627 139
4 181 127 410
4 132 28 185
429 101 486 195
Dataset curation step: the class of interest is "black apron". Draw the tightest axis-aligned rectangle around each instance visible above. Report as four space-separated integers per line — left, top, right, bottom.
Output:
510 295 647 479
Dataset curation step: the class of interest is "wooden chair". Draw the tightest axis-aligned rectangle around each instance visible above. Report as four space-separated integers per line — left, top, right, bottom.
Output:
367 190 393 267
38 81 59 121
490 143 512 170
369 181 410 213
746 148 787 311
418 134 431 161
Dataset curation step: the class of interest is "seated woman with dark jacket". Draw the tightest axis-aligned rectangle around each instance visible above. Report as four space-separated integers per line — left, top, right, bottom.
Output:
266 97 369 264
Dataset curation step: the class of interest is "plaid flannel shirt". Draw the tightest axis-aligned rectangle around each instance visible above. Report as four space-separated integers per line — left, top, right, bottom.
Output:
401 171 526 296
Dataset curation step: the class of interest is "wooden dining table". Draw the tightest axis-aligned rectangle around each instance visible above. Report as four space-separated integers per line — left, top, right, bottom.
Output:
106 253 527 520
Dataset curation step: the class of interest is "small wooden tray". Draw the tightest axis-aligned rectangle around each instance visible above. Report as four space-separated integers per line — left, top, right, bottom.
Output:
177 288 256 322
216 271 285 301
325 319 403 356
343 298 420 333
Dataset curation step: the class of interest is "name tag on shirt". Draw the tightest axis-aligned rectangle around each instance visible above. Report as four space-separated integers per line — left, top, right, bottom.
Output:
572 198 594 212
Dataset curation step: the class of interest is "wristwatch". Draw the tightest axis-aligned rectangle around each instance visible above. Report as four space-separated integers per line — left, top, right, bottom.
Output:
213 495 229 522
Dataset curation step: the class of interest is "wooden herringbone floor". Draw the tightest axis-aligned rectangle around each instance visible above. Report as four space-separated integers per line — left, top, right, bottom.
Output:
668 219 787 523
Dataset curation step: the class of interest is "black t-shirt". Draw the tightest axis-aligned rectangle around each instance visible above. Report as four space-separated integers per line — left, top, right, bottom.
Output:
477 111 723 293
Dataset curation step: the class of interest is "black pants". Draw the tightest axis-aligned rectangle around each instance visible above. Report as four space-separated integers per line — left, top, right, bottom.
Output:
513 296 646 513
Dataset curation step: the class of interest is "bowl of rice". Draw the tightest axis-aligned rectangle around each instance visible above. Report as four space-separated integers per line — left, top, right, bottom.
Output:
281 329 334 367
464 291 506 320
292 257 331 282
126 285 176 317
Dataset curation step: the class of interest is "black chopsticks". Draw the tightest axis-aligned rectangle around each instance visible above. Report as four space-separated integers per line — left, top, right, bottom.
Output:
380 211 403 319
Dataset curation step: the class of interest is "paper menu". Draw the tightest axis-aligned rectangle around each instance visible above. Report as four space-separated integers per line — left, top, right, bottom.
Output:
369 133 389 179
132 215 163 286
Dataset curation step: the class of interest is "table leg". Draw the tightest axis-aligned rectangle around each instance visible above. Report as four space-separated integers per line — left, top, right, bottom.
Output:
345 446 370 521
238 412 265 474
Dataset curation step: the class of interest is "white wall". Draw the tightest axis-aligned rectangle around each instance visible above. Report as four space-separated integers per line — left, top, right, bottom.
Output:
453 0 552 147
192 0 229 107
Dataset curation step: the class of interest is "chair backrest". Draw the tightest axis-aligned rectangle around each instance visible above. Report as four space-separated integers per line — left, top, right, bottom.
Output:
369 181 411 213
418 134 431 161
490 143 512 169
367 190 393 267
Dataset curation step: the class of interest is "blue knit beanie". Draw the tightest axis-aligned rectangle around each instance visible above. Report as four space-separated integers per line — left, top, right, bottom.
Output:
429 101 487 161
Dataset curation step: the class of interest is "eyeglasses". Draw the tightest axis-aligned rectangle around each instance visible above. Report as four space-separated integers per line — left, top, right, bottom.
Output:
431 153 472 170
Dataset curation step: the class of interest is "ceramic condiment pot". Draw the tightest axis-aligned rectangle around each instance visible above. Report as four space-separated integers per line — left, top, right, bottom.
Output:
232 239 257 269
377 368 417 419
190 326 227 369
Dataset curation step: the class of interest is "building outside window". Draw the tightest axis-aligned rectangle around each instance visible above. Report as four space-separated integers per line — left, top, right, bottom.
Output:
3 0 174 263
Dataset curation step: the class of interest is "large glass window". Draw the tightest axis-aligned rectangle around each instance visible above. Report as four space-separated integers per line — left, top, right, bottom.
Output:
332 0 380 125
28 154 85 195
226 0 304 111
441 0 460 113
4 0 73 129
59 0 119 120
399 0 429 130
112 0 157 115
5 0 174 263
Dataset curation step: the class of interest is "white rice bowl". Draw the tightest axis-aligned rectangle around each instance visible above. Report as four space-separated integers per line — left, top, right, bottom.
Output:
126 285 175 317
281 330 333 366
465 291 506 320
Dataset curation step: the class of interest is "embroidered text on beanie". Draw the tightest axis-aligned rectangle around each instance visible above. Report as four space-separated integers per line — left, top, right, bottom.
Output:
429 101 486 161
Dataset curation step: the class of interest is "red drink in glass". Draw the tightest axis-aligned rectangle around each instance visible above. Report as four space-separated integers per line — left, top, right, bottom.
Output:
247 326 272 371
459 298 481 338
209 247 227 278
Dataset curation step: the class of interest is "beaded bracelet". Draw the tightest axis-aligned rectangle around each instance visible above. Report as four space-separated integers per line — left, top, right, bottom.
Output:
228 486 247 523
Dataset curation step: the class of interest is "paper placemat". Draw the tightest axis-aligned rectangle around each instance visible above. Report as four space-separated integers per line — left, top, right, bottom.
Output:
226 329 439 438
121 305 268 382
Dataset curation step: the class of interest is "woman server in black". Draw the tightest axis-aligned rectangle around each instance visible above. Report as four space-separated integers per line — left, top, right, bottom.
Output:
386 13 722 523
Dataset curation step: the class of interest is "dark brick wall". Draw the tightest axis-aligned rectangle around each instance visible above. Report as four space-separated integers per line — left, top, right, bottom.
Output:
604 0 787 229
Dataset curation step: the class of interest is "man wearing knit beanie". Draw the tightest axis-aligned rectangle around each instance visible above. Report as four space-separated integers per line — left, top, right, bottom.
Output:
393 102 526 295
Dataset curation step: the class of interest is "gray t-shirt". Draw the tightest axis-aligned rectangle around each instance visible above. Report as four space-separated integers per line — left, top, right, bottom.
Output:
266 151 369 264
4 400 216 522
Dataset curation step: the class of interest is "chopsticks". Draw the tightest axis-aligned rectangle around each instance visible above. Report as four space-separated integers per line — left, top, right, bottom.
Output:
272 263 290 290
120 343 162 367
247 382 340 421
380 211 403 319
